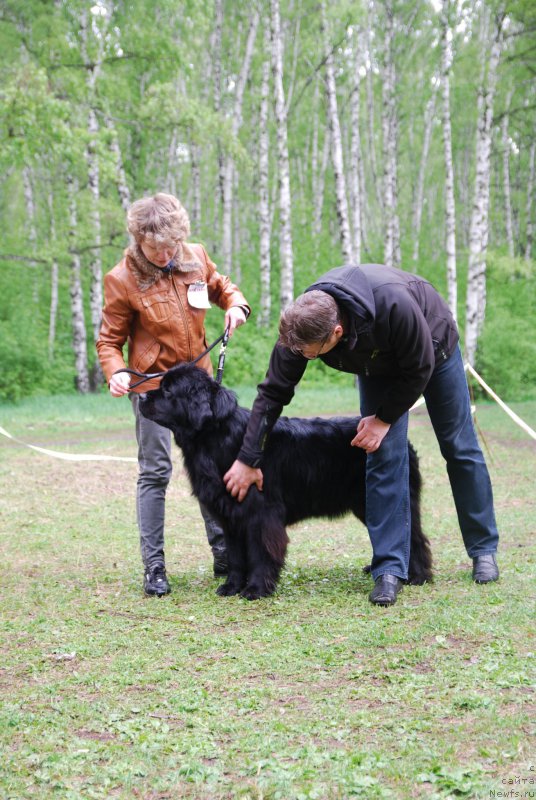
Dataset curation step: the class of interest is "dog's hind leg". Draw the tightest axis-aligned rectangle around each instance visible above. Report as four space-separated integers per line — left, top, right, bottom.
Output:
241 512 289 601
407 446 434 584
216 527 248 597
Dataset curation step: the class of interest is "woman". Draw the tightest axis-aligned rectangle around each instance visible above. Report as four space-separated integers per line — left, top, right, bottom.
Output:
97 193 250 596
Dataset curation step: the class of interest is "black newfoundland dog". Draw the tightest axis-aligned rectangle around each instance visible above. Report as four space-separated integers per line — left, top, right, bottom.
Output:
139 364 433 600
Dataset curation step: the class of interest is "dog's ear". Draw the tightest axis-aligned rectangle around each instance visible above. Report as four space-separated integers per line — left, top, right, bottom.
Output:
188 393 213 431
212 384 237 421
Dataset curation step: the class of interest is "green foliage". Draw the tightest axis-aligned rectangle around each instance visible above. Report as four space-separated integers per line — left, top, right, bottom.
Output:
0 0 535 403
475 254 536 401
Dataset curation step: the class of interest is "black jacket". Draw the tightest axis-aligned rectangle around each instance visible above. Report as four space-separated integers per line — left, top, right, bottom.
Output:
237 264 459 467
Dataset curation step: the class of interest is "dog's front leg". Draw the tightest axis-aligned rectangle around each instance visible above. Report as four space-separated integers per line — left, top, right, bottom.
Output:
241 516 288 601
216 528 248 597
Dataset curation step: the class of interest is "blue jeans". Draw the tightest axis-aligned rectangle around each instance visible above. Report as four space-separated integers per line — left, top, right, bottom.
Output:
130 394 226 568
358 346 499 581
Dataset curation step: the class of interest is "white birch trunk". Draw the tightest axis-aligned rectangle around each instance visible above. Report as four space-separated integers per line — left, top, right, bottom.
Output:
258 32 272 328
365 1 382 210
321 2 352 262
212 0 224 232
107 119 131 212
47 188 59 359
314 128 331 233
190 141 202 233
80 7 105 389
271 0 294 310
87 107 103 338
350 33 364 264
441 0 457 321
381 1 400 268
525 140 535 261
22 166 39 303
220 9 259 274
311 78 320 206
68 176 90 394
501 91 515 257
412 84 438 266
465 8 505 366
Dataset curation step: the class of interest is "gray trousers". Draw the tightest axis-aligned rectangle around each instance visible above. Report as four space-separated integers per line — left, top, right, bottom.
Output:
130 394 226 568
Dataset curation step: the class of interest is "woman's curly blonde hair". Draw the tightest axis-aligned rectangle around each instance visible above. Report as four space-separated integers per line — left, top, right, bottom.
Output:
127 193 190 245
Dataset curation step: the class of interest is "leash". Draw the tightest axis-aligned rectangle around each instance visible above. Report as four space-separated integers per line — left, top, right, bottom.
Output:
114 327 231 389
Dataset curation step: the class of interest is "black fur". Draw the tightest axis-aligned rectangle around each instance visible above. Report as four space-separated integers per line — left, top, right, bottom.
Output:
139 363 433 600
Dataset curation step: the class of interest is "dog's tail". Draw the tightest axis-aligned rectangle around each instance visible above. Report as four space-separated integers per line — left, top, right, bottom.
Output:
261 513 290 567
408 444 434 584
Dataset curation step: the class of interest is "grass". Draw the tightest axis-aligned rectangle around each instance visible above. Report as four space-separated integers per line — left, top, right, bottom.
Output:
0 389 535 799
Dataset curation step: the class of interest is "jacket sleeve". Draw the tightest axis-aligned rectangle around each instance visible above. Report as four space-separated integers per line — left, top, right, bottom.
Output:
237 343 308 467
196 245 250 316
373 293 435 423
95 271 133 383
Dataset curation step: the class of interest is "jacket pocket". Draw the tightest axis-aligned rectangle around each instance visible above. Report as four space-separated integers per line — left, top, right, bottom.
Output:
140 293 172 323
133 339 161 373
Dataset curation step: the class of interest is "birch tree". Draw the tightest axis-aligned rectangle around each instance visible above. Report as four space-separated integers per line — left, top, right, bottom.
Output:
47 186 59 359
68 175 90 394
501 89 515 257
221 8 259 275
380 0 401 268
525 140 535 261
271 0 294 309
107 118 131 212
441 0 457 320
349 31 364 264
320 2 352 262
258 24 272 328
411 84 438 267
79 4 107 389
22 165 39 303
465 8 505 366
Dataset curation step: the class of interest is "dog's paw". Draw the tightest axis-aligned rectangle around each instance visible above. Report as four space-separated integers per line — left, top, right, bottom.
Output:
240 586 262 601
240 582 275 601
216 580 243 597
407 573 433 586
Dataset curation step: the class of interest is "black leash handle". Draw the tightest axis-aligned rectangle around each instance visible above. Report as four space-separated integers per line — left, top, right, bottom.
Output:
215 326 230 384
113 328 230 389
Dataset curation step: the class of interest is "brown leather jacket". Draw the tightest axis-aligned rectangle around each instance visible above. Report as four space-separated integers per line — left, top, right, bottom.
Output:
96 241 250 392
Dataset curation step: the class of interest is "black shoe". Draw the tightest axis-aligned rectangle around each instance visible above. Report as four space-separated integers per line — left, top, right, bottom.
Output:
143 564 170 596
472 554 499 584
213 552 228 577
369 574 403 606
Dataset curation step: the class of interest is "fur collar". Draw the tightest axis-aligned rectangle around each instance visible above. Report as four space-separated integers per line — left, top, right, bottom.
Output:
127 242 204 290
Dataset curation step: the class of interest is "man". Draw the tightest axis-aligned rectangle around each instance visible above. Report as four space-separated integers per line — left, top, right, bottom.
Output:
96 193 250 597
224 264 499 606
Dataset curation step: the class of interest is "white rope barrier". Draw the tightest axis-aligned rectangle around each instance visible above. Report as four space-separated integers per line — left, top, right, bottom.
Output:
1 364 534 462
464 363 536 441
0 424 137 463
411 364 536 441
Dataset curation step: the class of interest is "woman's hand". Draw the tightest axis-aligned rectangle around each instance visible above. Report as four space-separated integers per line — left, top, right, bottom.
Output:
109 371 132 397
224 306 248 336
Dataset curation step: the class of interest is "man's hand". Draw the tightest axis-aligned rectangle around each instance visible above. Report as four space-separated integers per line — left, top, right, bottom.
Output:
351 415 391 453
109 371 131 397
224 306 248 336
224 459 263 502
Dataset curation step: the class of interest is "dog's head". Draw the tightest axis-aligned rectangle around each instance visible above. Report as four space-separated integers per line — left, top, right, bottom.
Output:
138 363 237 436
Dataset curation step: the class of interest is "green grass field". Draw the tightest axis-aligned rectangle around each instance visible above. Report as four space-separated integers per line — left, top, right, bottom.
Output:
0 389 535 800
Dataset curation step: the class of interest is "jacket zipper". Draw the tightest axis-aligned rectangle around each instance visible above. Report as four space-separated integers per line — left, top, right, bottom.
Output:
169 272 193 360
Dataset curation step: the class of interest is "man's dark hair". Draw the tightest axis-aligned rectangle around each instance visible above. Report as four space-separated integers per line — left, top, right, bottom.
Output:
279 290 340 352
